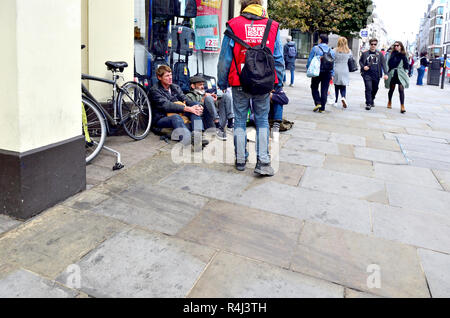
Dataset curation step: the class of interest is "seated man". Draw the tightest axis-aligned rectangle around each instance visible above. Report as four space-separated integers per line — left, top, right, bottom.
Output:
149 65 208 149
186 76 234 141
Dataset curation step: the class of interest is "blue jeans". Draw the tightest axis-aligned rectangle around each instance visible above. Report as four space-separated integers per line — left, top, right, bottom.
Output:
156 114 203 145
417 66 425 85
269 103 283 121
232 87 270 164
283 64 295 85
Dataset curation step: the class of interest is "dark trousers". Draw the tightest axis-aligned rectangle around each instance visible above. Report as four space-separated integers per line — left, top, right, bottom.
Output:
334 85 347 102
363 76 380 106
311 72 332 111
156 113 203 145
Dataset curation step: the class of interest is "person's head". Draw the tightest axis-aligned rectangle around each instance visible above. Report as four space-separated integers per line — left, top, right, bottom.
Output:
392 41 406 55
240 0 262 12
336 37 350 53
381 48 385 52
369 38 378 51
287 36 292 43
319 34 329 44
189 76 205 93
420 51 428 57
156 65 172 88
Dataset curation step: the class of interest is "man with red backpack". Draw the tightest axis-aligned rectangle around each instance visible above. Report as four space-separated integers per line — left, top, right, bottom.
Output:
217 0 285 176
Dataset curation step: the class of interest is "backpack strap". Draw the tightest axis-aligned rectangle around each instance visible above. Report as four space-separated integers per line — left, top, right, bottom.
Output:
261 19 273 48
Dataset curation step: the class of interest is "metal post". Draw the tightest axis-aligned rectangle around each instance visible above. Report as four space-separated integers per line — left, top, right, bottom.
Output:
441 53 447 89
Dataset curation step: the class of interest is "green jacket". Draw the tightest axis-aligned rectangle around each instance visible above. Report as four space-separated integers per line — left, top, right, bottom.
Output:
185 90 203 104
385 59 410 89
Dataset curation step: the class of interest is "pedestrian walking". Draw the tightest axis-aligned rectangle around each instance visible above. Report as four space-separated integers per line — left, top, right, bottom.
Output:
307 34 335 113
385 41 410 114
359 38 388 111
283 36 297 87
333 37 352 109
217 0 284 176
416 52 429 86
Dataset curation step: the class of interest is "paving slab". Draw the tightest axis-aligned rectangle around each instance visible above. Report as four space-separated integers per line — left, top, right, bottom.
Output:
409 158 450 171
0 206 126 279
177 201 303 268
0 269 78 298
406 128 450 141
386 182 450 217
404 150 450 164
160 165 254 202
432 169 450 191
371 203 450 254
354 147 407 165
283 138 339 155
344 288 381 298
62 189 111 211
232 182 372 235
90 183 208 236
246 161 306 188
56 228 216 298
285 128 331 141
323 155 374 178
373 163 442 190
300 167 386 202
188 252 344 298
279 148 326 167
395 134 449 145
0 215 22 235
329 133 366 147
291 221 430 298
365 138 401 152
289 120 317 130
417 249 450 298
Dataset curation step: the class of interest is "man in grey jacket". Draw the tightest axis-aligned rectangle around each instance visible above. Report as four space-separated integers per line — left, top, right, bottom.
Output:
359 38 388 110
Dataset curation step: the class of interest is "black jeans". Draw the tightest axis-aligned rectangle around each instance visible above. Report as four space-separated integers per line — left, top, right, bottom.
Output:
311 72 332 111
334 85 347 102
363 76 380 106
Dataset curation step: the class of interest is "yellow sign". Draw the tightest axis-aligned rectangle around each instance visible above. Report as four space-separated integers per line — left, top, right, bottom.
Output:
201 0 222 9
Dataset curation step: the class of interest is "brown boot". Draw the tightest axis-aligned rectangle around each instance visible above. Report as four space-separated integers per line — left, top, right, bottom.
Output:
387 101 392 109
401 105 406 113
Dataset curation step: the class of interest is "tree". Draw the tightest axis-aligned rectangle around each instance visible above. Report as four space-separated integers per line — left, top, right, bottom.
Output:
268 0 373 37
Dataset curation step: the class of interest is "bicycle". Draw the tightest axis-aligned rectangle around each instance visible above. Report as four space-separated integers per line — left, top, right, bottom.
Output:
81 46 152 170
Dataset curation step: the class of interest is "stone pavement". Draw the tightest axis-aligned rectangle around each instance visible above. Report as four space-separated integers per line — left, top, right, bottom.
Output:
1 72 450 298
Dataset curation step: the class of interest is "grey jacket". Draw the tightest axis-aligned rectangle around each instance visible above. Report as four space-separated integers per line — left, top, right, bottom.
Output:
359 50 388 79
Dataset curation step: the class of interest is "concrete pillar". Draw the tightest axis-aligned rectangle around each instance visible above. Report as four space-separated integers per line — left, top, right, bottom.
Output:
0 0 85 220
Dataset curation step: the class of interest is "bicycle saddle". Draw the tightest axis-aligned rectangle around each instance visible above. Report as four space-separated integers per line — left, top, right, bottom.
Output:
105 61 128 72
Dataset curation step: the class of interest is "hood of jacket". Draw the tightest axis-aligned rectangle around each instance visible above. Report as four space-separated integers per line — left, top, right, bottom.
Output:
241 4 268 20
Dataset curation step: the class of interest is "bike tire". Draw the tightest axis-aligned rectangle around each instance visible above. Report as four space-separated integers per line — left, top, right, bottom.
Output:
82 97 106 164
118 82 152 140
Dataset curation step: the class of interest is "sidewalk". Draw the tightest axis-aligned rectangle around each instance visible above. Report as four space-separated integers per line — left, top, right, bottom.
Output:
1 72 450 298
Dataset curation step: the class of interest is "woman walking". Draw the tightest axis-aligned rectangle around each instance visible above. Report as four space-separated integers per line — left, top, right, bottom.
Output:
416 52 429 86
333 37 353 108
385 41 409 114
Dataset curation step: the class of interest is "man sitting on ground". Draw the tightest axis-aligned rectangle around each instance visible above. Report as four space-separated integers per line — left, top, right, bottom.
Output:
186 76 234 141
149 65 208 149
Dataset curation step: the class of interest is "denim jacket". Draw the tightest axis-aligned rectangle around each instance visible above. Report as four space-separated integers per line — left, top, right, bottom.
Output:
217 23 285 90
306 43 336 76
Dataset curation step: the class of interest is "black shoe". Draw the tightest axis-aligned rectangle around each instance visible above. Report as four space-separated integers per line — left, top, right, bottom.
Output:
254 160 275 177
227 119 234 129
235 161 246 171
365 105 372 110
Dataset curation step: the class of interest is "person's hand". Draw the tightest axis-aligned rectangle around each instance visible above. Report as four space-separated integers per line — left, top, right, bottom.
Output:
383 75 388 80
205 93 217 101
222 89 227 94
185 105 203 116
364 66 370 71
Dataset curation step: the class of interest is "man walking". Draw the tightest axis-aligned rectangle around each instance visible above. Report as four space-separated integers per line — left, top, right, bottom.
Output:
359 38 388 110
307 34 335 113
283 36 297 87
217 0 284 176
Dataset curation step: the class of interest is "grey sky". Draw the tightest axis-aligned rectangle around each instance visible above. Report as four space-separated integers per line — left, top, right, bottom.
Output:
373 0 430 42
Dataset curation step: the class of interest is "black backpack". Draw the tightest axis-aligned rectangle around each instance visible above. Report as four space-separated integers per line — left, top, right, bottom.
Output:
173 60 191 93
319 46 334 72
225 19 276 95
174 0 197 18
153 0 176 18
151 21 170 57
171 25 195 56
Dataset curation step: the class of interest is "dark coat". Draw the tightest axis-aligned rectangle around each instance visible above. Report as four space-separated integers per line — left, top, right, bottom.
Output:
149 82 197 125
359 50 388 79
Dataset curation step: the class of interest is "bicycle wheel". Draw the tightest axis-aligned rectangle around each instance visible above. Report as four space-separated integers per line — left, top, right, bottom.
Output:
118 81 152 140
82 97 106 163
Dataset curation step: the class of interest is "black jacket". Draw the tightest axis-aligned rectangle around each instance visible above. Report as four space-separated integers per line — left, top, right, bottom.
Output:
359 50 388 79
149 82 197 125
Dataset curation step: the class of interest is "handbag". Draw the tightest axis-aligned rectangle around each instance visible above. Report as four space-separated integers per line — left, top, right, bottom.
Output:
307 55 321 78
348 56 358 72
